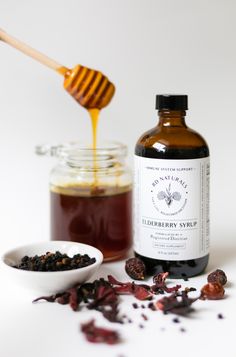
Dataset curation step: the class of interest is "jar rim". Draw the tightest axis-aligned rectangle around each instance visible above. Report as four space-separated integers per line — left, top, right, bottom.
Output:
36 141 127 162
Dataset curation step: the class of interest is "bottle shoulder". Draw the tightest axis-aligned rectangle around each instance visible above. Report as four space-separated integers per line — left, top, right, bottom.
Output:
135 125 209 159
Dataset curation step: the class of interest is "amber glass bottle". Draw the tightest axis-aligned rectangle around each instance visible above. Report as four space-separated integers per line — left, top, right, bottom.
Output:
134 95 210 278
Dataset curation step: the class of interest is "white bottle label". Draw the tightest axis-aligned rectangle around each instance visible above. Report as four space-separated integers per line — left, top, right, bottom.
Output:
134 155 210 261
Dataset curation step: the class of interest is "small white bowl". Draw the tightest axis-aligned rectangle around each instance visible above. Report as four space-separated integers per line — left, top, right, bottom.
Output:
1 241 103 294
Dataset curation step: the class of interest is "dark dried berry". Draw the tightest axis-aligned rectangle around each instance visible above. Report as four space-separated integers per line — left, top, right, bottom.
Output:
15 251 96 271
207 269 227 286
217 313 224 319
125 257 146 280
200 283 225 300
148 302 156 311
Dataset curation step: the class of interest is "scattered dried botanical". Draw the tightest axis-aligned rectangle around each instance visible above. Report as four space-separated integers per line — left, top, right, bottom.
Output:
151 272 182 294
108 275 153 300
200 283 225 300
14 251 96 271
156 290 199 316
81 320 120 344
125 257 146 280
34 278 122 323
207 269 227 286
141 313 148 321
33 268 229 343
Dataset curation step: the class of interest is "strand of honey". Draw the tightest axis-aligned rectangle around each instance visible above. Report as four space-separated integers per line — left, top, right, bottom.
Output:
88 108 100 188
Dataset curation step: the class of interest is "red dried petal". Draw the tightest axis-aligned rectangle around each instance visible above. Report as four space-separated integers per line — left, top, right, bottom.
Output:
33 293 63 303
164 285 182 293
152 272 181 294
113 285 133 294
56 293 70 305
108 275 124 286
108 275 152 300
153 272 169 285
156 291 199 315
133 286 153 300
68 287 79 311
81 320 120 344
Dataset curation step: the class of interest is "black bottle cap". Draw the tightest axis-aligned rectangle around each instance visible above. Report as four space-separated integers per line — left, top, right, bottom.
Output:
156 94 188 110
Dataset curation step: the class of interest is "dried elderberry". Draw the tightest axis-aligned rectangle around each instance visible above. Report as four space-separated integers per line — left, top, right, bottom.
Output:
15 251 96 271
200 283 225 300
207 269 227 286
125 257 146 280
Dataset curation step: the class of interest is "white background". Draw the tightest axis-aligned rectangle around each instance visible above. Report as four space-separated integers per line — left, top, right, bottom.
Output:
0 1 236 356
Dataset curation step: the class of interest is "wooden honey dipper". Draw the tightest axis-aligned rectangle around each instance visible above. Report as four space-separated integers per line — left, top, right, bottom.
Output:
0 29 115 109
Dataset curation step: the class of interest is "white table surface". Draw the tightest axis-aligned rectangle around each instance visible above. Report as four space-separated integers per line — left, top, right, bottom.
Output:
0 1 236 356
0 234 235 357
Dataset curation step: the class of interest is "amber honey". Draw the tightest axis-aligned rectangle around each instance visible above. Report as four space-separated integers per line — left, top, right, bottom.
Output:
49 66 132 261
51 184 132 261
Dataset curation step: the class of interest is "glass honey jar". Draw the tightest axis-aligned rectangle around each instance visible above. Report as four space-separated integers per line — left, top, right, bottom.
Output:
37 142 132 262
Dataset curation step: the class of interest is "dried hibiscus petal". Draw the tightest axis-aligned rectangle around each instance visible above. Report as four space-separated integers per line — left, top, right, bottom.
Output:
88 281 117 308
152 272 181 294
134 285 153 300
81 320 120 344
156 290 199 316
68 287 80 311
101 303 122 323
33 292 69 304
86 279 121 323
33 278 122 323
108 275 152 300
33 286 82 311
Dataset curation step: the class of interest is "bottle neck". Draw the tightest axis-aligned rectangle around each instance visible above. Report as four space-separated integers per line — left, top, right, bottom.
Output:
157 110 187 127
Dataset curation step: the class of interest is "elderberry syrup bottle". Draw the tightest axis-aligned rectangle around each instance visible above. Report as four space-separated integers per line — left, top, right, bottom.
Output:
134 95 210 278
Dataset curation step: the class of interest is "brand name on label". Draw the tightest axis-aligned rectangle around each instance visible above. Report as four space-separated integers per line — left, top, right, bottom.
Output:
152 175 187 189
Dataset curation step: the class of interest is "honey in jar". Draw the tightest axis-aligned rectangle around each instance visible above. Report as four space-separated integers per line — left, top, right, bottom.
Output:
39 142 132 261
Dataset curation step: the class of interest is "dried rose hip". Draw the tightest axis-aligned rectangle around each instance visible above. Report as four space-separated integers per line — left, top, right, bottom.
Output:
207 269 227 286
125 257 146 280
200 283 225 300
